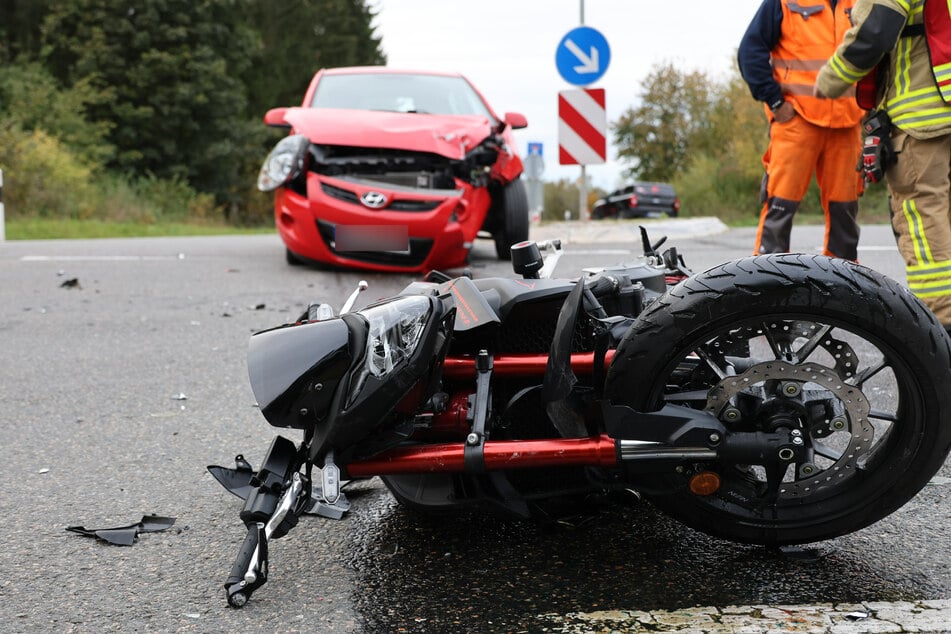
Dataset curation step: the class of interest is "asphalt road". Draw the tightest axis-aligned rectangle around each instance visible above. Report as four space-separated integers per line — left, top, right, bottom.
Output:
0 220 948 633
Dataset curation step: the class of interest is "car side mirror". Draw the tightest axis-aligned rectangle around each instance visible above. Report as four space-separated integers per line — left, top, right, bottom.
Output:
503 112 528 130
264 107 291 129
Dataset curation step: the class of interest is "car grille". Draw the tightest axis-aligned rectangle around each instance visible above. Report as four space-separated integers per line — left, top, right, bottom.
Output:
320 183 441 212
317 219 433 267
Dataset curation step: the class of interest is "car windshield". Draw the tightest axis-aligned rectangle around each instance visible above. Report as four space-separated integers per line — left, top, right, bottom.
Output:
310 73 494 118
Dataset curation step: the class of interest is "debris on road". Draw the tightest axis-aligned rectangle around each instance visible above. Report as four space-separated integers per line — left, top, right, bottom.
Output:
66 514 176 546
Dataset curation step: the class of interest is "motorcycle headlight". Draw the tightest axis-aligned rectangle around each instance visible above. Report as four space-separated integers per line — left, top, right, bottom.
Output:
257 134 309 192
347 296 434 406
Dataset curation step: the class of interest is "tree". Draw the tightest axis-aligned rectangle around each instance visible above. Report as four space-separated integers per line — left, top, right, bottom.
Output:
0 62 114 165
611 62 716 182
0 0 50 63
239 0 386 117
40 0 261 201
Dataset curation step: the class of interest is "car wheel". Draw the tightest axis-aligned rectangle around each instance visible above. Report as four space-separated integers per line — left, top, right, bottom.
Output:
494 179 530 260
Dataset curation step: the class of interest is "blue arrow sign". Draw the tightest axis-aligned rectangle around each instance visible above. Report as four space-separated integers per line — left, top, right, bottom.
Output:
555 26 610 86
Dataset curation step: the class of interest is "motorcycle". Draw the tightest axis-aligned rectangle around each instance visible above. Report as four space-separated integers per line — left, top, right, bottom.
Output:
210 230 951 608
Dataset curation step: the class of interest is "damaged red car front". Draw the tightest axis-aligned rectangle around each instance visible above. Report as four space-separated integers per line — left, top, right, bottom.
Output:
257 67 530 272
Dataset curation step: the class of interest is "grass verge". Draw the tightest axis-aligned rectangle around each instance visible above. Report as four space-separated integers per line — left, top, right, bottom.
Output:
3 217 272 240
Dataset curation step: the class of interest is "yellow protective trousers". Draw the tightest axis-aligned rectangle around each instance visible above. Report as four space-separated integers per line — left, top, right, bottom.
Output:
887 130 951 325
754 115 863 260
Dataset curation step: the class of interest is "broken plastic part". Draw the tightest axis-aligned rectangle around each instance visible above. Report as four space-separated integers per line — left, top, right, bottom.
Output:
66 514 176 546
207 455 350 519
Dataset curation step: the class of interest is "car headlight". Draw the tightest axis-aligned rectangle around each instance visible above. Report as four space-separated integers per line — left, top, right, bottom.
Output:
347 296 434 406
257 134 309 192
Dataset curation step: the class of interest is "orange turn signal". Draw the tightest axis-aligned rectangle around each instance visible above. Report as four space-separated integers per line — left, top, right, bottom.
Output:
689 471 721 496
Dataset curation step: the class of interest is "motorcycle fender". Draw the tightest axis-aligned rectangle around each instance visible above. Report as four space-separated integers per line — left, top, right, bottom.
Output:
248 319 352 430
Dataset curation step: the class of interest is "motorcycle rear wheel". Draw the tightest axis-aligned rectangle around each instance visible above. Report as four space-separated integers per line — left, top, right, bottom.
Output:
605 254 951 545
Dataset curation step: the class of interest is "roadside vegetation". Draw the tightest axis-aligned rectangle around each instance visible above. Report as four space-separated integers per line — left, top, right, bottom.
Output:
544 62 892 226
0 2 889 240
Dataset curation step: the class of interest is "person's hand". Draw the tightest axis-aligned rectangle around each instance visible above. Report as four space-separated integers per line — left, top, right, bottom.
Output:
813 84 830 99
772 101 796 123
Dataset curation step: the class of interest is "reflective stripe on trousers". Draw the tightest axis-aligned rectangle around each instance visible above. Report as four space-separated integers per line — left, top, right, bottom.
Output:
887 130 951 323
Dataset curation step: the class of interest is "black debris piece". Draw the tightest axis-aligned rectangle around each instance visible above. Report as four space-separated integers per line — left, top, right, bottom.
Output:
60 278 81 289
66 514 176 546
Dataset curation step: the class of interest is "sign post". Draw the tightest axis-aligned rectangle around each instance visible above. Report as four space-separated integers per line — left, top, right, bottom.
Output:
555 24 610 220
524 143 545 222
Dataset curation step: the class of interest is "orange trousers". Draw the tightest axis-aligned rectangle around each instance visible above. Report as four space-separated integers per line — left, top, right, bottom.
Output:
754 116 863 260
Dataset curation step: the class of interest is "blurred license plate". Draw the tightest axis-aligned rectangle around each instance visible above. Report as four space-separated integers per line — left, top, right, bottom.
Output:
335 225 410 253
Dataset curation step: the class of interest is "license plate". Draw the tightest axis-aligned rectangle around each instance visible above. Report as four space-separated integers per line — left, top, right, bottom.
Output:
334 225 410 253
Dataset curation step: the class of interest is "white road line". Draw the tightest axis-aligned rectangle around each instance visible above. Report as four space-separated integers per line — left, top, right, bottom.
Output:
20 255 180 261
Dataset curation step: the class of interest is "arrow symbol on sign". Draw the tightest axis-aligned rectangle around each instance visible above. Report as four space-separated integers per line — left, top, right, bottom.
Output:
565 39 600 74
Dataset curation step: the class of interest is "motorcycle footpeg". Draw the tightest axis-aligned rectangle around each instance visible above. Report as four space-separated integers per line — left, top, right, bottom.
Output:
225 523 268 608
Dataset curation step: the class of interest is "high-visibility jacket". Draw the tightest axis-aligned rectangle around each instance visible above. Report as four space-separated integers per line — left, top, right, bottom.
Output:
769 0 865 128
817 0 951 139
922 0 951 103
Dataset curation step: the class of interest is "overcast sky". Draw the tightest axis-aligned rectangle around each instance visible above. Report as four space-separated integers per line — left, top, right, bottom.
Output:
369 0 765 190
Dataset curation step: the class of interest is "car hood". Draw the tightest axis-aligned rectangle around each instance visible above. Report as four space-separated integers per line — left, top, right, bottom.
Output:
282 107 496 160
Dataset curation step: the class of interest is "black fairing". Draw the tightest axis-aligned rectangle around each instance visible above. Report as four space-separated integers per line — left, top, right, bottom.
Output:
248 318 352 429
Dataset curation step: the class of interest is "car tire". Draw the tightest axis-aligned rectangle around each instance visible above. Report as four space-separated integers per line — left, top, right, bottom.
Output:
494 179 530 260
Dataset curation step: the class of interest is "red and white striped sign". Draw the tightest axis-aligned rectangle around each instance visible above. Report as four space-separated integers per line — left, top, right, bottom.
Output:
558 88 606 165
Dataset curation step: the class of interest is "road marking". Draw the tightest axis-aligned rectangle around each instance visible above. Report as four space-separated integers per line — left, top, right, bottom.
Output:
20 255 181 261
560 249 631 255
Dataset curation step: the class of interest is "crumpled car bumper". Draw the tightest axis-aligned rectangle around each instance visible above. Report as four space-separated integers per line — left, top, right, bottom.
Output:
275 173 487 273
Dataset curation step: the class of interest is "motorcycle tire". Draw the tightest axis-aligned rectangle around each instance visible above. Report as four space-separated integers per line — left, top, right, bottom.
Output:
605 254 951 546
494 178 530 260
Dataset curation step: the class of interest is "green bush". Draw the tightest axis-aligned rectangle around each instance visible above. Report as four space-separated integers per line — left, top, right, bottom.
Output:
0 122 225 225
674 153 893 226
0 124 99 218
674 155 761 224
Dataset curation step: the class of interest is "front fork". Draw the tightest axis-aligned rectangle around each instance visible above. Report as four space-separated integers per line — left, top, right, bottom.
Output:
225 472 304 607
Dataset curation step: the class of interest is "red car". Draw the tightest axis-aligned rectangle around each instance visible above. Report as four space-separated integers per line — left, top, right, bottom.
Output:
257 67 530 272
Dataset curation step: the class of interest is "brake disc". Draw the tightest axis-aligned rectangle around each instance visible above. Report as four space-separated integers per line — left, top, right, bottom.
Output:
712 320 859 379
704 361 873 499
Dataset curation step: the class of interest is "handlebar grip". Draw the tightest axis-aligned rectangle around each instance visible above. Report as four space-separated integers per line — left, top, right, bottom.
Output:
226 523 261 587
585 275 617 297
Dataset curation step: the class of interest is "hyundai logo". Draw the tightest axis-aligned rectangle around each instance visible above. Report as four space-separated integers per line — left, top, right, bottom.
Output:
360 191 388 209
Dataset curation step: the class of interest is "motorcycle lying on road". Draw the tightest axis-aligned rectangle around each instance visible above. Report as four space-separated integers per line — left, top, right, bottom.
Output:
210 230 951 608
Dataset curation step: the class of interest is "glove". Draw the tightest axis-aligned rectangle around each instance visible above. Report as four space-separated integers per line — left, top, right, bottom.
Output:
859 135 888 184
857 111 896 185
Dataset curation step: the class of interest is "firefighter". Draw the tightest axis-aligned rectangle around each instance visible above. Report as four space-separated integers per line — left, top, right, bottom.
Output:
739 0 866 261
815 0 951 330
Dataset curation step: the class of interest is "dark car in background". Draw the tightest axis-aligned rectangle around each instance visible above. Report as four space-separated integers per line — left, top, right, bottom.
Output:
591 182 680 219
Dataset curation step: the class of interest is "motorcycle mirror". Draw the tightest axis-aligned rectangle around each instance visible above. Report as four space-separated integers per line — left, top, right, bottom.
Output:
510 241 543 279
341 280 368 314
638 225 668 258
